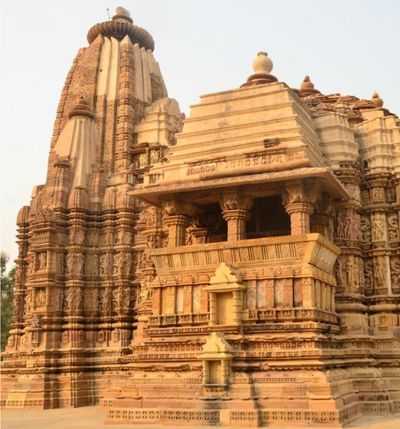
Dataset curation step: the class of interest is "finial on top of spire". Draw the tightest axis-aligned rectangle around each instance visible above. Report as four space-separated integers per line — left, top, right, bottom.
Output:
299 75 320 96
371 91 384 108
113 6 133 23
252 52 273 74
87 5 154 51
241 51 277 88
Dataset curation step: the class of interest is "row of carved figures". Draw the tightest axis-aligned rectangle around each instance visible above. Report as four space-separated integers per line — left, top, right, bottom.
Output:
335 211 399 244
336 255 400 292
21 285 138 315
26 251 136 277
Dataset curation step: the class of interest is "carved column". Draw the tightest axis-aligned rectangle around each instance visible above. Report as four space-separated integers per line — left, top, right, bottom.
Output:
283 182 319 235
209 293 217 325
191 227 208 244
162 199 197 247
285 202 314 235
220 192 253 241
311 195 334 239
164 215 190 247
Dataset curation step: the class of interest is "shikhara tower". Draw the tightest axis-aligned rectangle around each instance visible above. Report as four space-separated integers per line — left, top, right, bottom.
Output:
2 7 400 428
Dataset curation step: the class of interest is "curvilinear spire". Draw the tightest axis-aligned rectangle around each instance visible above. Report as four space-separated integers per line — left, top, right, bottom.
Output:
2 6 182 409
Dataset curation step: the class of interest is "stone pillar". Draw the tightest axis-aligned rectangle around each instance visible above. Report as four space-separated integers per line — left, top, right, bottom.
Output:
161 199 197 247
164 214 190 247
285 202 314 235
220 192 253 242
191 227 208 244
283 182 319 235
209 293 217 325
232 290 242 325
222 209 250 241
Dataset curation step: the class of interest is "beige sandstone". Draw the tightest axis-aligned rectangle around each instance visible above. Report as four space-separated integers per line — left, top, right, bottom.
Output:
1 7 400 428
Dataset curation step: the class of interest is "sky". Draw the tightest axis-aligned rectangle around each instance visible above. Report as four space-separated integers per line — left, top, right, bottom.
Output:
1 0 399 268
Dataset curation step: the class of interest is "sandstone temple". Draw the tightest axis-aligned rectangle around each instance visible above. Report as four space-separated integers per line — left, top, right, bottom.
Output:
1 7 400 427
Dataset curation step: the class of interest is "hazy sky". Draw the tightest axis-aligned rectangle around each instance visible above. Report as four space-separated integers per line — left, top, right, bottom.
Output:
1 0 399 267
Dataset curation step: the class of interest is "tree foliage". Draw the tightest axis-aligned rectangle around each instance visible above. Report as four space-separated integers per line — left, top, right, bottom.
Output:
1 252 15 351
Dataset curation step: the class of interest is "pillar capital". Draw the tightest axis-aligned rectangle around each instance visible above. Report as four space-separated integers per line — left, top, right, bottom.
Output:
220 192 253 242
283 181 320 235
161 198 198 217
220 192 253 212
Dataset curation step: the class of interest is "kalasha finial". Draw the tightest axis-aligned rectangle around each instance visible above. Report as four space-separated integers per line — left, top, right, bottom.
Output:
87 5 154 51
252 52 273 74
299 75 320 96
371 91 384 108
241 51 277 88
113 6 133 23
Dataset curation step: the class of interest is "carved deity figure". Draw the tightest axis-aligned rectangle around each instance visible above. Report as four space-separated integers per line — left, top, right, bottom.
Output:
387 214 399 242
373 259 387 288
372 219 385 241
336 211 347 239
361 216 371 242
85 289 98 312
35 288 46 308
66 252 85 277
28 253 36 273
38 252 47 270
24 291 33 314
346 260 357 291
100 252 113 276
67 287 83 312
116 252 132 277
101 287 113 313
390 257 400 286
335 259 347 287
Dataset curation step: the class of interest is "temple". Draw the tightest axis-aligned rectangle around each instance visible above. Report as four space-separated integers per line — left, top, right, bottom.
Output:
1 7 400 428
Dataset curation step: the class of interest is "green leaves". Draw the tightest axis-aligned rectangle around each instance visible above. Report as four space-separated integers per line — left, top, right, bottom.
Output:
1 253 15 351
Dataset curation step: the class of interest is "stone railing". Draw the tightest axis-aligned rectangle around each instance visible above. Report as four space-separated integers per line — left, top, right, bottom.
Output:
248 308 337 324
149 233 339 276
149 313 209 327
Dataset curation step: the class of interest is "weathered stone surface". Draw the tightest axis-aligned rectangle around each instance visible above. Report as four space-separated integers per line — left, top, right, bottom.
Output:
2 8 400 429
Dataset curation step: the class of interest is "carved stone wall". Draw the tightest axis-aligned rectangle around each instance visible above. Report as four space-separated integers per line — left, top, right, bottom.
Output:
1 7 399 428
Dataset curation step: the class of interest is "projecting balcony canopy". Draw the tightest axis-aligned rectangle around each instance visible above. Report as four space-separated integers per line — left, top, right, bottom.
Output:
130 167 349 206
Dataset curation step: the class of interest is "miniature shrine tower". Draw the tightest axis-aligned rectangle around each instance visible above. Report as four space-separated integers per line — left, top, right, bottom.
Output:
2 7 400 428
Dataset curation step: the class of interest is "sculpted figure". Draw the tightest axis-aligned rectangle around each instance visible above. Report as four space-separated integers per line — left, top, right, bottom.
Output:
24 291 33 314
372 219 385 241
336 212 346 239
67 287 82 312
85 289 97 312
35 288 46 308
346 261 356 291
28 253 36 273
101 287 112 313
338 259 347 286
66 253 74 275
38 252 47 270
100 252 113 276
373 259 387 287
66 252 85 277
390 257 400 286
116 252 132 277
361 216 371 242
388 214 399 242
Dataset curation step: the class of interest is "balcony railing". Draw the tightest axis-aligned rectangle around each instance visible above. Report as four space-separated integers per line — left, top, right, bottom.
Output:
149 233 339 276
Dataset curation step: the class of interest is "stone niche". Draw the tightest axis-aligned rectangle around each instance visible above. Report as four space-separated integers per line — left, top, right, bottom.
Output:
201 332 232 387
204 263 246 326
